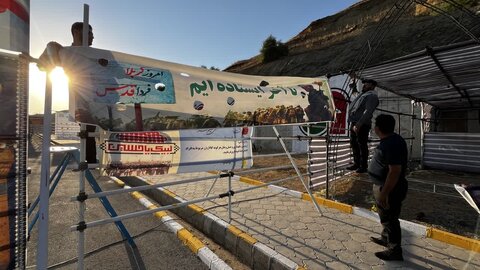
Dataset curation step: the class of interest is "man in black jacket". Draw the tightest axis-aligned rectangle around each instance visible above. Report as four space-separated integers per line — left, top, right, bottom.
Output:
368 114 408 261
347 79 379 173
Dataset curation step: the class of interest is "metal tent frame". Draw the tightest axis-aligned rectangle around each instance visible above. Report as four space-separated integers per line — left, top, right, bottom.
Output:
359 40 480 109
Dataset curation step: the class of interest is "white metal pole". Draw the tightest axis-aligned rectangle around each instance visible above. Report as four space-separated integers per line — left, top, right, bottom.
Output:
77 124 86 270
228 174 232 223
272 126 323 216
82 4 89 47
78 5 89 269
36 69 53 269
204 176 219 197
78 173 221 200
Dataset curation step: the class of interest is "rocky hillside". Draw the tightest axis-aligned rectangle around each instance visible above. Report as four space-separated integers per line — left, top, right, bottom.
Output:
225 0 480 77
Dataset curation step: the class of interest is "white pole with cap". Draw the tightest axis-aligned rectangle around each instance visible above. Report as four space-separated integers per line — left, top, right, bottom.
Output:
36 51 54 270
77 4 89 269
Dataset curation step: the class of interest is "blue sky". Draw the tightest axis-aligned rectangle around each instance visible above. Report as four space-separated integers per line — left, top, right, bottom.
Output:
28 0 358 114
30 0 358 70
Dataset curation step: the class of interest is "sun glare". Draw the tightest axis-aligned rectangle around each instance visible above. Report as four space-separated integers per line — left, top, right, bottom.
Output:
49 66 69 85
29 64 70 114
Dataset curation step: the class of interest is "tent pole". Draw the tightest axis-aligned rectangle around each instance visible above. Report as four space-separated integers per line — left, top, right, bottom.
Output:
36 68 53 270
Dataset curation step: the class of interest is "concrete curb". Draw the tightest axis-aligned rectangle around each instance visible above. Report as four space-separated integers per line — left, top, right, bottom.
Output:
234 174 480 253
109 177 233 270
121 176 302 270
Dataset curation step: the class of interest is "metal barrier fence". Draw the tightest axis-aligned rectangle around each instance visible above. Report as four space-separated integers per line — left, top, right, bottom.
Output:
424 132 480 173
308 134 380 189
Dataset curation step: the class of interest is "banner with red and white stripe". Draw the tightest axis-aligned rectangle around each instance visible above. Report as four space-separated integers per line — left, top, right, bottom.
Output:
0 0 29 53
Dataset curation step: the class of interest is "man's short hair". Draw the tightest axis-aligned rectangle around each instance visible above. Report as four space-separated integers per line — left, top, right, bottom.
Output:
375 114 395 134
71 22 92 35
362 78 377 86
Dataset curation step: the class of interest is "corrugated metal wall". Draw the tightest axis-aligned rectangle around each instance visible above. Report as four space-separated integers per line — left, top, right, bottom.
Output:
423 132 480 173
309 136 379 188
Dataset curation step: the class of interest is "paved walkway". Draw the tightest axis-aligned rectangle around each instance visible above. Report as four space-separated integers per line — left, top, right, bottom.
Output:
146 172 480 270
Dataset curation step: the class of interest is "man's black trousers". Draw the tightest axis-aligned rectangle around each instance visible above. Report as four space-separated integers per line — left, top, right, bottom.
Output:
349 123 370 169
374 182 408 250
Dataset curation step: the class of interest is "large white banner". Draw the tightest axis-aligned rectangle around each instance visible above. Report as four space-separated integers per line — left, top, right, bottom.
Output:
58 47 335 131
99 127 253 176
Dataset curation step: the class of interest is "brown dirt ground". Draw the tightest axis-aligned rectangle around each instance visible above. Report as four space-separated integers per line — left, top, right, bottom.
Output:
241 154 480 239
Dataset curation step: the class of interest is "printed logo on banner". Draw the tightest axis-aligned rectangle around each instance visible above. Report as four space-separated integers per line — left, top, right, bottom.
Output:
93 61 176 104
101 141 179 154
99 128 254 176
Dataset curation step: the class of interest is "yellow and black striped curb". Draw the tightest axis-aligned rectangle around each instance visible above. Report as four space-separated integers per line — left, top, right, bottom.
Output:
234 175 480 253
109 177 233 270
121 176 303 270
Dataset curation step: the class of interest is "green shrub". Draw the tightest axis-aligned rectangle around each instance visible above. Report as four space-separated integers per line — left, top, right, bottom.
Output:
260 35 289 63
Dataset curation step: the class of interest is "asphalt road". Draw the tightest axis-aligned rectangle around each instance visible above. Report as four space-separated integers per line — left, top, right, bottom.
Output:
26 149 208 270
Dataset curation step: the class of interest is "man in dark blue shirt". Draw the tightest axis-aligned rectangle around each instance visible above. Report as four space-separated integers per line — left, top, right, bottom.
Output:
368 114 408 261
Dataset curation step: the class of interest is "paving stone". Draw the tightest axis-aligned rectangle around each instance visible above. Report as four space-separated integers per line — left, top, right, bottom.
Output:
325 261 351 270
282 227 300 237
332 231 352 242
349 232 371 243
255 214 270 221
305 238 325 249
420 256 451 269
335 250 359 265
263 204 275 210
302 259 327 270
270 234 288 245
343 240 364 253
362 241 382 253
324 239 345 251
263 228 280 237
403 244 433 258
282 201 295 206
446 257 474 269
253 208 267 215
314 230 333 240
315 248 338 263
371 265 393 270
306 222 326 231
400 253 433 269
274 220 290 229
266 209 281 215
293 246 317 260
424 238 449 250
443 245 476 261
275 245 296 260
296 229 316 239
286 238 305 249
290 221 308 230
357 251 383 265
355 262 377 270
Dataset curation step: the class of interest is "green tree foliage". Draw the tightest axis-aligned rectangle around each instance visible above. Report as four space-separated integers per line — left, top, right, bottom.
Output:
260 35 289 63
200 65 220 71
